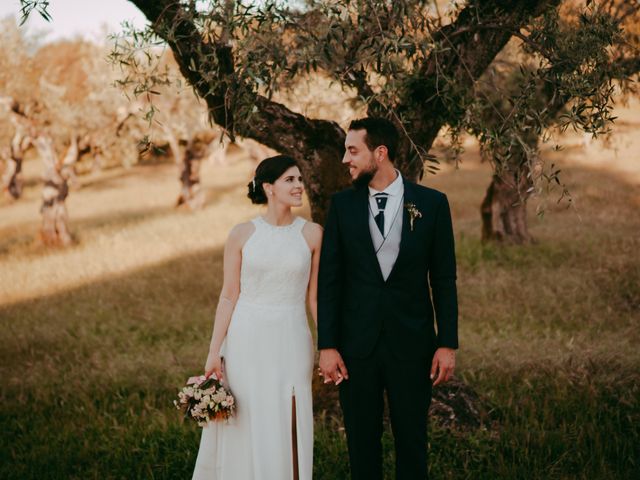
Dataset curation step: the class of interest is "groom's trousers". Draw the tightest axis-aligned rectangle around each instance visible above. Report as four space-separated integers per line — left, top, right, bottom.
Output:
338 334 433 480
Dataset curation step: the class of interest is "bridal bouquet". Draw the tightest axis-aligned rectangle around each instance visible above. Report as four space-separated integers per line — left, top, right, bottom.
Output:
174 374 236 426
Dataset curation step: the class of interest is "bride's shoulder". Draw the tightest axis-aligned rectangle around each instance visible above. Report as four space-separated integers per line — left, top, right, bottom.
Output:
302 220 323 247
302 220 323 233
227 221 256 248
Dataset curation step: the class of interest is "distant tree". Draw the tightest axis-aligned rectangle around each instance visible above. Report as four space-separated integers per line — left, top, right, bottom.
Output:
0 26 128 244
0 21 147 244
34 133 77 246
128 60 215 210
0 19 212 242
0 19 37 200
0 99 33 200
175 130 214 209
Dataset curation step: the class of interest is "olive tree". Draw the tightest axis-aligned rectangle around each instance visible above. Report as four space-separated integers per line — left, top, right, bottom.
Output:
467 1 640 242
20 1 637 232
108 0 565 222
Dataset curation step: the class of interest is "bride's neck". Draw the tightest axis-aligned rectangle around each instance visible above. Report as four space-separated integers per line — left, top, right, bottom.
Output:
263 203 294 226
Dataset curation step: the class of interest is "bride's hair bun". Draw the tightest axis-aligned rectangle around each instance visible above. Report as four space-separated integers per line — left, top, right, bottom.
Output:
247 155 298 205
247 177 266 204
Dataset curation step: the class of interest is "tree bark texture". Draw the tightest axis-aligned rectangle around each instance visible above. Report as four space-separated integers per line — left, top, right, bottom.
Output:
480 124 540 244
480 169 532 244
35 135 78 247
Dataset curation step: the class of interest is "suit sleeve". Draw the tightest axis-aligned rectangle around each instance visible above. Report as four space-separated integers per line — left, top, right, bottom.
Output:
428 193 459 349
317 195 343 350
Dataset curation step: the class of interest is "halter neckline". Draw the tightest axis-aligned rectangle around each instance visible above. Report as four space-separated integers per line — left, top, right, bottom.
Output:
256 215 301 229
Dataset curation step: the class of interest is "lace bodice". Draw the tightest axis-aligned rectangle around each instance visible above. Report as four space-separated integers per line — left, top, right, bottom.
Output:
237 216 311 307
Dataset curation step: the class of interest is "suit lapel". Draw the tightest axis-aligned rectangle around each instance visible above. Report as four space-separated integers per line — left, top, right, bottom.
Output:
386 178 416 283
354 186 385 282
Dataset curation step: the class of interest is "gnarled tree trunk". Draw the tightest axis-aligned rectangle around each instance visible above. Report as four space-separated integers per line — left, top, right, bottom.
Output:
480 130 538 244
2 131 31 199
2 98 34 200
481 168 532 244
176 131 216 210
77 134 105 173
35 135 78 247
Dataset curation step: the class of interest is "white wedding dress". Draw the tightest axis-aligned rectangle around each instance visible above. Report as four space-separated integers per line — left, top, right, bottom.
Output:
192 216 314 480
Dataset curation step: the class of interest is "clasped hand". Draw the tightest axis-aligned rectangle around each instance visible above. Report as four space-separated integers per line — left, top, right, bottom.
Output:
318 347 455 387
318 348 349 385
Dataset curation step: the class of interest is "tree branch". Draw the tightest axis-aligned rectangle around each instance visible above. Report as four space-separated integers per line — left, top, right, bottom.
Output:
129 1 342 143
394 0 561 179
128 0 349 219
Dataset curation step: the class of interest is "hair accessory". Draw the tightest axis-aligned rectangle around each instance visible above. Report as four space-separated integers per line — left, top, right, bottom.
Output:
251 178 256 191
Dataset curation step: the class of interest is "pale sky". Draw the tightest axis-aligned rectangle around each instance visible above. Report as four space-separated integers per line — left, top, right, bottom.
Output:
0 0 149 42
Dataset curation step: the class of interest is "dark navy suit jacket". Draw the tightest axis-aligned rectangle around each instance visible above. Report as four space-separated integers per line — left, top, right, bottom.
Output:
317 178 458 360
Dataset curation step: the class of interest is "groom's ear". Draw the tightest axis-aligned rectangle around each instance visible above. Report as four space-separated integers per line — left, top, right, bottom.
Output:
375 145 389 163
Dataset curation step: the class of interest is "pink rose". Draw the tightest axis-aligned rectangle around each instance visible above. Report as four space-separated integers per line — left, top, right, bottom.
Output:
187 375 207 385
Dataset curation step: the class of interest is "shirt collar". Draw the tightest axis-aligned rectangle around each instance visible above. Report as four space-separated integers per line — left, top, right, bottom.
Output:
368 169 403 197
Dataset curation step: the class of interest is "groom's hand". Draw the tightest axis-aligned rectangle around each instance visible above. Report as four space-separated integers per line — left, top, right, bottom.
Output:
319 348 349 385
430 347 455 386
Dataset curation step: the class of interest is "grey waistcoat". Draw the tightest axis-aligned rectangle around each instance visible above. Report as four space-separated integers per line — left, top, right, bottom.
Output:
368 198 403 281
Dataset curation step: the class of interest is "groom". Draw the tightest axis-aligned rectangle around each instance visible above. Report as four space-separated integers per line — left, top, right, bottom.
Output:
318 117 458 480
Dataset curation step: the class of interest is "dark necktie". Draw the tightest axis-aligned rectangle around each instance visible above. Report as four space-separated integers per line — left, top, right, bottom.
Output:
374 193 388 235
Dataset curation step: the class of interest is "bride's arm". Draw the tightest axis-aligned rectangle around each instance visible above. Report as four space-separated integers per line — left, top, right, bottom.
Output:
204 222 253 379
303 222 323 328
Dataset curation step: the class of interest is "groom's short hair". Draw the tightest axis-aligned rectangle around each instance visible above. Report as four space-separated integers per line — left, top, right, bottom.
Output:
349 117 399 162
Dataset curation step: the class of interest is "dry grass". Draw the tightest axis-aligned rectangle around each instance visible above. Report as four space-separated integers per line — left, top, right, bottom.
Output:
1 103 639 478
0 152 311 305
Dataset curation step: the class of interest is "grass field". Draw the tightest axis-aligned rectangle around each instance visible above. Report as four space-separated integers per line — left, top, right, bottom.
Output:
1 116 639 478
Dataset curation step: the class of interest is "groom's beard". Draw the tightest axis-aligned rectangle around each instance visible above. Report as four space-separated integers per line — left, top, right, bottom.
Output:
351 163 378 189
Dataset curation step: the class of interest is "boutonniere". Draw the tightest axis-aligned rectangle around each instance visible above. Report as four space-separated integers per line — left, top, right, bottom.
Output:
404 202 422 231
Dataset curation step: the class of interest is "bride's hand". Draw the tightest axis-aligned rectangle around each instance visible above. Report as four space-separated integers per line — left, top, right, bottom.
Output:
204 351 224 382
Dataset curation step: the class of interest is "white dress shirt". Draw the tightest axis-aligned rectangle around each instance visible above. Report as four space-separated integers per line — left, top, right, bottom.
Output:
368 170 404 238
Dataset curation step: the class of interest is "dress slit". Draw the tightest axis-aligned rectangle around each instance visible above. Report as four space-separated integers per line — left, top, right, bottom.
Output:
291 390 299 480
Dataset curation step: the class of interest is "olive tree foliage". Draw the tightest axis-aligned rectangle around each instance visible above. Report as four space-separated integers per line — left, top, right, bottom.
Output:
0 21 143 172
467 1 640 243
103 0 571 222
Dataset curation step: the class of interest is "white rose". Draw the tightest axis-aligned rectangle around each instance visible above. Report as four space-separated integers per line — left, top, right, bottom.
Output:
213 391 226 403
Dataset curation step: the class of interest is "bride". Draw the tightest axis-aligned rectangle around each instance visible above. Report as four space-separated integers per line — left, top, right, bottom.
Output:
192 155 322 480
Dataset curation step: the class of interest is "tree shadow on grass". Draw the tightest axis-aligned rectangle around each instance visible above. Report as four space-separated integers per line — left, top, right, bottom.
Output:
0 247 229 478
